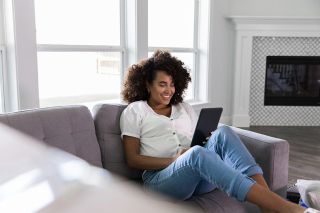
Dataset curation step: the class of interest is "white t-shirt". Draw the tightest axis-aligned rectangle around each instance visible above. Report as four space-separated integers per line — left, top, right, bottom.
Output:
120 101 198 158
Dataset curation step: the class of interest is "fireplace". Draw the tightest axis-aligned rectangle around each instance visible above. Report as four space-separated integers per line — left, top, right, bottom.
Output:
229 16 320 126
264 56 320 106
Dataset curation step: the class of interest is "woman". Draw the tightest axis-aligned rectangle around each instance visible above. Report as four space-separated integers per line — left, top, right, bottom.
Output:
120 50 318 213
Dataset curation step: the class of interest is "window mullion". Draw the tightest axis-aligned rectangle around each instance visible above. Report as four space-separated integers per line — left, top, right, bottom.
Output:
125 0 147 67
193 0 199 101
120 0 126 91
0 46 6 112
136 0 148 61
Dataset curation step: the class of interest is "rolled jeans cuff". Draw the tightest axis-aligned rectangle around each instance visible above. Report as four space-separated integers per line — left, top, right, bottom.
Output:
236 176 256 202
245 165 263 177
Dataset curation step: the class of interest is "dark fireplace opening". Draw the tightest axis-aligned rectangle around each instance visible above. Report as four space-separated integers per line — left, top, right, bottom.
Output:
264 56 320 106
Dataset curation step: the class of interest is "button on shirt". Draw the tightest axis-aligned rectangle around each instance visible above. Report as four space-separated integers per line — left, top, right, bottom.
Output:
120 101 198 158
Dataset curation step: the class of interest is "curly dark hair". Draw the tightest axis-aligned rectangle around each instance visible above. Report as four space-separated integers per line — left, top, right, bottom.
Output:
122 50 191 105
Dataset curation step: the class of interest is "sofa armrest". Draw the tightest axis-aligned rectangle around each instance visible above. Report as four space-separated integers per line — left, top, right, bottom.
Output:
229 126 289 197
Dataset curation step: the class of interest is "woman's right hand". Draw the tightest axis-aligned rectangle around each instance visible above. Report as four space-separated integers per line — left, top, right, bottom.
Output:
172 147 189 162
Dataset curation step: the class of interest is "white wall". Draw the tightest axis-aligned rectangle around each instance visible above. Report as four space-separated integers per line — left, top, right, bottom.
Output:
229 0 320 17
208 0 233 124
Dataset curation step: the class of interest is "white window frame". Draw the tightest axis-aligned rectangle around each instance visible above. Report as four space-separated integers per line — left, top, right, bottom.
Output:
0 46 6 112
3 0 39 112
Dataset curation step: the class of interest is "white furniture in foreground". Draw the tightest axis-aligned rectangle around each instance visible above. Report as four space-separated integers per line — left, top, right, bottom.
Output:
0 123 197 213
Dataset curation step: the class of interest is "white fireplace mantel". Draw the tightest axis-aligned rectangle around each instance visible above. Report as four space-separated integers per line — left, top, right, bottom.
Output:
227 16 320 127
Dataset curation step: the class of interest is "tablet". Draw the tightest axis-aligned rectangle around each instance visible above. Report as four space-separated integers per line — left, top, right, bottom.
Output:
190 108 223 147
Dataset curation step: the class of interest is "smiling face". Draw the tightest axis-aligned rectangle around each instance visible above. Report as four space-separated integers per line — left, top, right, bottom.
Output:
147 70 175 108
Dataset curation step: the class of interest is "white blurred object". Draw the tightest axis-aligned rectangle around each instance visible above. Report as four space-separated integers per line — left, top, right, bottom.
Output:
304 208 320 213
296 179 320 209
0 123 198 213
308 191 320 210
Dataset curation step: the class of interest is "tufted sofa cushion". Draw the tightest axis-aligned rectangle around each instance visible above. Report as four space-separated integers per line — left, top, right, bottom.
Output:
0 105 102 167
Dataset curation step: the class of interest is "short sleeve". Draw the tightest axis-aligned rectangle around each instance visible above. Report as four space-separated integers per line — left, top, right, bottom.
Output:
120 104 142 139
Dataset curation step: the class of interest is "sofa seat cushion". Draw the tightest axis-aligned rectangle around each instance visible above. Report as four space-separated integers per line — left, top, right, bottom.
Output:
0 106 102 167
188 190 259 212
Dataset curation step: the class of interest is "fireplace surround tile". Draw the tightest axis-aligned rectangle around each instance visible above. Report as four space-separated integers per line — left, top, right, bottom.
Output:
250 36 320 126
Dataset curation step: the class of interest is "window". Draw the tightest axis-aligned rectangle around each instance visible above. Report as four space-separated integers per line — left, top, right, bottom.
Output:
5 0 210 110
34 0 123 107
148 0 198 100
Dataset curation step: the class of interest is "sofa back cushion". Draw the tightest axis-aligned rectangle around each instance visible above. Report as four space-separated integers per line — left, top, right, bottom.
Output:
0 105 102 167
92 103 142 179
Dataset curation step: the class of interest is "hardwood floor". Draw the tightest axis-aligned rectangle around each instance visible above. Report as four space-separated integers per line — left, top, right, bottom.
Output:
242 126 320 186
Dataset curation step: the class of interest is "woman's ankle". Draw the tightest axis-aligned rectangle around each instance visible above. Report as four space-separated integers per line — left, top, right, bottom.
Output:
251 174 269 189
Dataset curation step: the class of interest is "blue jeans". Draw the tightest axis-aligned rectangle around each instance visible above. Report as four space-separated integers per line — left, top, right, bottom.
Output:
142 126 263 201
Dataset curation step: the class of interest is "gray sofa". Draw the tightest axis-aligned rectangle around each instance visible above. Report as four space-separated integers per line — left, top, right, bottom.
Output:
0 104 289 213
